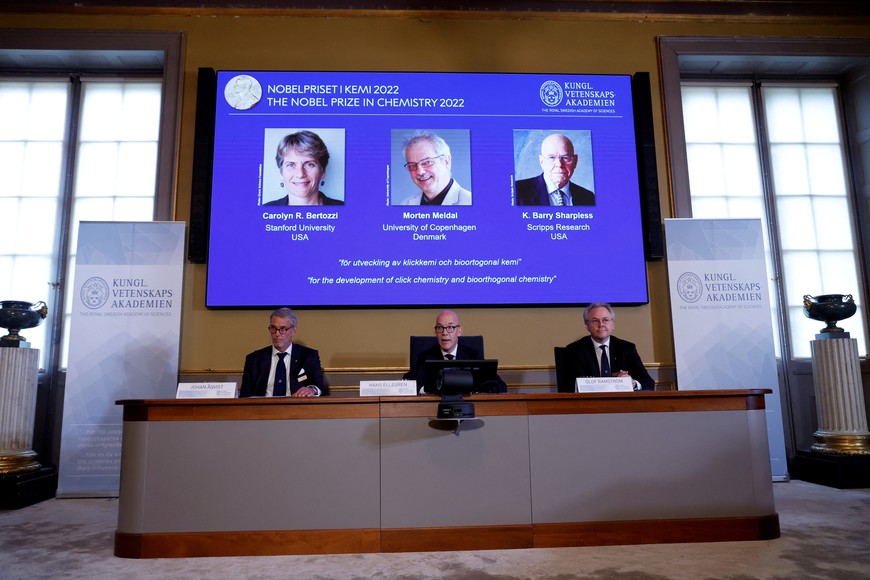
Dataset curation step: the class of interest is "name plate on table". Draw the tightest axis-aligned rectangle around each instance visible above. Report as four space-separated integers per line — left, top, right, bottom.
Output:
576 376 634 392
359 380 417 396
176 382 237 399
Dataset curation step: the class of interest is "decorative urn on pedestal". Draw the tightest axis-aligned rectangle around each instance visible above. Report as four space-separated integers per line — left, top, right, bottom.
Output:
0 300 48 347
802 292 870 458
0 299 48 478
803 293 856 337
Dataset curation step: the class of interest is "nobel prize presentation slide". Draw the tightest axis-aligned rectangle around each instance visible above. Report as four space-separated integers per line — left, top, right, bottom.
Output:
206 70 649 307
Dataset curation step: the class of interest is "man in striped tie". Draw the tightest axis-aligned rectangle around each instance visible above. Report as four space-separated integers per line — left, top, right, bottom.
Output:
515 133 596 206
560 303 655 392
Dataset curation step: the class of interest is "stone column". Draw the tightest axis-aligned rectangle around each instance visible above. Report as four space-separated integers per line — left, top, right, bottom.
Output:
809 337 870 455
0 347 41 474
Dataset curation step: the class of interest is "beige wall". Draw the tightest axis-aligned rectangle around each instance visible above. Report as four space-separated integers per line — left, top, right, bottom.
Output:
3 10 868 378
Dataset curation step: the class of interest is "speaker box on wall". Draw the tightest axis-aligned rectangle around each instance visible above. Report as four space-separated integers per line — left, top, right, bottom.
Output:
188 67 216 263
632 72 664 261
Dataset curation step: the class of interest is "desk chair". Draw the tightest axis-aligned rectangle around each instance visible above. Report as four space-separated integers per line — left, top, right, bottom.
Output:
554 346 576 393
409 335 485 364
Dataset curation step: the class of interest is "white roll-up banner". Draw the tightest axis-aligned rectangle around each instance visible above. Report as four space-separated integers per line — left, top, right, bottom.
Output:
58 222 185 496
666 218 788 480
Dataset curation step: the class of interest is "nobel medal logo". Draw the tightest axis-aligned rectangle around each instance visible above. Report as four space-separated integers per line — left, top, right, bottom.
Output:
81 277 110 309
539 80 563 107
224 74 262 110
677 272 703 303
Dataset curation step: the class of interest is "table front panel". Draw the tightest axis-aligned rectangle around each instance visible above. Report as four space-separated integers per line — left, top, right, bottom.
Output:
380 415 532 528
118 417 380 533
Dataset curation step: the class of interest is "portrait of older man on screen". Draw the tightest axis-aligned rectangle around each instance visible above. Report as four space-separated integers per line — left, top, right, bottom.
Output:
514 131 595 207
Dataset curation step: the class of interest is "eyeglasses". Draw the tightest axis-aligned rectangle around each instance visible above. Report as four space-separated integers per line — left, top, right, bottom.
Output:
434 325 460 334
543 155 576 165
404 155 444 171
586 318 612 326
268 325 295 334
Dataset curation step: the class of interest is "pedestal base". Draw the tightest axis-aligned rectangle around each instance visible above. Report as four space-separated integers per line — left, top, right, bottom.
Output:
792 449 870 489
0 449 41 474
811 432 870 455
0 466 57 509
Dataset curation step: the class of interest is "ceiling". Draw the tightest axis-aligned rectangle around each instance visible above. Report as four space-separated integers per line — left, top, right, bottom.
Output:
0 0 868 18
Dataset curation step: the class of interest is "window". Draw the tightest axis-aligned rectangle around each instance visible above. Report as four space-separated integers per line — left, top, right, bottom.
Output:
658 36 870 456
0 77 163 370
0 81 66 367
681 82 867 358
0 30 182 471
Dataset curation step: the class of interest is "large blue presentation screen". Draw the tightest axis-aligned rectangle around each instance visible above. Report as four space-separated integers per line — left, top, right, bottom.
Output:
206 70 649 307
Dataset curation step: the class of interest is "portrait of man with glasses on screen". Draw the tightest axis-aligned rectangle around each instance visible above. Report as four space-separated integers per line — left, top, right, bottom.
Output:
515 132 595 206
239 307 327 397
397 130 472 206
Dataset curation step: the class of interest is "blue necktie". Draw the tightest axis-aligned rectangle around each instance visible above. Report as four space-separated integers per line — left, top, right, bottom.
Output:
599 345 611 377
274 352 287 396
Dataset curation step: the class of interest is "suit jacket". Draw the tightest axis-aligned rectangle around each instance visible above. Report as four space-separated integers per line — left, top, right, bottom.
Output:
516 174 595 206
240 344 328 397
264 192 343 206
561 335 654 392
401 179 472 206
403 343 506 394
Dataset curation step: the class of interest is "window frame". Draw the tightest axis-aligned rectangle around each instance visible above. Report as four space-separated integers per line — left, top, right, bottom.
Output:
659 37 870 357
0 29 183 223
0 29 183 375
659 36 870 457
677 78 867 359
0 29 183 468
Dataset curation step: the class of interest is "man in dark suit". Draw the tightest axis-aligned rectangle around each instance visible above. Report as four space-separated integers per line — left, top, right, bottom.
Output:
404 309 506 394
516 133 595 206
561 302 654 392
240 307 328 397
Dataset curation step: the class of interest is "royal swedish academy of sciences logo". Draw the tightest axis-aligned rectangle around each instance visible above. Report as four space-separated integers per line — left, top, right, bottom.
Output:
539 81 563 107
677 272 703 303
81 277 110 309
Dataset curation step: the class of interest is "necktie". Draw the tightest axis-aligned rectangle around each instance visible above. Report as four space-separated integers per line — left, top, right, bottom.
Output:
599 345 611 377
274 352 287 396
552 190 564 206
444 353 454 360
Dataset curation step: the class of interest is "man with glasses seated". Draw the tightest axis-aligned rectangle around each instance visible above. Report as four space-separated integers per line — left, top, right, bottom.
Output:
516 133 595 206
239 307 328 397
562 302 654 392
403 309 505 394
400 130 472 206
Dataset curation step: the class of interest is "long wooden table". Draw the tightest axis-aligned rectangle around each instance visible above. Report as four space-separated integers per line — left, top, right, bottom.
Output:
114 391 779 558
